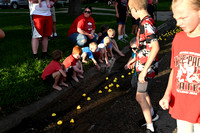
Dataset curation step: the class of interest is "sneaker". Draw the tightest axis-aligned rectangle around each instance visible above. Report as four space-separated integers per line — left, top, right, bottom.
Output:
54 33 57 37
146 129 154 133
123 34 128 38
137 113 159 127
118 38 128 43
50 33 53 38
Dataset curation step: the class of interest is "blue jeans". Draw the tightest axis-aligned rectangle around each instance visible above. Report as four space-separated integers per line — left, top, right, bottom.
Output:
68 33 98 47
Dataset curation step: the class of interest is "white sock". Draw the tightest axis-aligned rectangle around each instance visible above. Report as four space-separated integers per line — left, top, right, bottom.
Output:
147 123 154 132
151 108 154 116
118 35 123 40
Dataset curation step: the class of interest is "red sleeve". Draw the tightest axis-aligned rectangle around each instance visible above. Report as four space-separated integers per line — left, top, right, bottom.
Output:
91 17 96 30
77 19 85 30
170 35 176 69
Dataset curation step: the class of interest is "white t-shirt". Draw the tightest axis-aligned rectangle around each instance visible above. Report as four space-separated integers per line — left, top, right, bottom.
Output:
29 1 51 16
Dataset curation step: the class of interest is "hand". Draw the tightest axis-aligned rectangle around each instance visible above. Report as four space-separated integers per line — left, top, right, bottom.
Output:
96 64 101 70
159 96 170 110
124 64 128 70
116 13 119 18
138 69 147 83
88 34 94 39
107 63 111 67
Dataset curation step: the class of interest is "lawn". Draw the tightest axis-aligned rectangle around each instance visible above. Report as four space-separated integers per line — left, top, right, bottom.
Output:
0 1 170 115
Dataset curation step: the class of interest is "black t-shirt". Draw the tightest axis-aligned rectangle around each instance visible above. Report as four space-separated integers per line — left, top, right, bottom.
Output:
115 0 128 14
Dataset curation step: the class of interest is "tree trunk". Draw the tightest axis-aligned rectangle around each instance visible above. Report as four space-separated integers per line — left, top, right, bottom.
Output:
68 0 82 17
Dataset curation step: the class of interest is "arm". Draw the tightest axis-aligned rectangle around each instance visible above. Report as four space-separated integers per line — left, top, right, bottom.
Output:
138 40 160 83
72 65 83 73
0 29 5 39
115 1 119 18
59 69 67 77
159 69 173 110
127 57 136 69
92 58 101 70
77 28 94 39
104 48 111 67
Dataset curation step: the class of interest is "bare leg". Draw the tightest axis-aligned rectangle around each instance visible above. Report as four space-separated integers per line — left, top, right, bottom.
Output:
136 92 152 124
41 36 48 52
82 52 88 63
111 40 125 56
118 24 123 39
52 71 62 91
32 38 40 54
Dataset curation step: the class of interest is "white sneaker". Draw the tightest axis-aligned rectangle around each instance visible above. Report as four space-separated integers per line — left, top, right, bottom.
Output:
123 34 128 38
50 33 53 37
54 33 57 37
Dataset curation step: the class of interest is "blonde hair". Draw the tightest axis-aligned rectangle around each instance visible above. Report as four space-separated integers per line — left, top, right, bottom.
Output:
103 37 110 46
171 0 200 11
89 42 98 48
128 0 147 10
107 28 115 36
72 45 82 55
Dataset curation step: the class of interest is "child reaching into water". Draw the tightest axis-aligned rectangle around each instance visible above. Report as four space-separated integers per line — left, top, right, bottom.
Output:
41 50 68 91
82 42 101 70
159 0 200 133
97 37 111 67
63 45 84 83
124 38 138 89
107 28 125 57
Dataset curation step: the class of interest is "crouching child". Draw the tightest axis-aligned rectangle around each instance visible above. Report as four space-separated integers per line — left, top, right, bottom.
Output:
63 45 84 83
41 50 68 91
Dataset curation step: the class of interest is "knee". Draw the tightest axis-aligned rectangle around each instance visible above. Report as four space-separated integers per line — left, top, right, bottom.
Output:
136 94 144 104
77 34 87 46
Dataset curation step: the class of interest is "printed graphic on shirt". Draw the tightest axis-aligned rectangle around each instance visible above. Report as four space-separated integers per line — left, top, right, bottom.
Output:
87 22 93 31
120 0 127 6
175 51 200 95
136 15 158 78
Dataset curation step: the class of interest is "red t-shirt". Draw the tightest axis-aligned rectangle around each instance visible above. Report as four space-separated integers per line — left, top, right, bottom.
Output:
41 60 62 80
169 31 200 123
67 14 96 37
62 54 78 69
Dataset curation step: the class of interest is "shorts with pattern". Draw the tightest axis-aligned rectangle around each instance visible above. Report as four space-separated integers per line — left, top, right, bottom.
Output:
31 15 53 38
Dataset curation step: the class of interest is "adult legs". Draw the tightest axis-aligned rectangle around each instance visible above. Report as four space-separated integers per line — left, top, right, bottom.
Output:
32 38 40 54
118 24 123 40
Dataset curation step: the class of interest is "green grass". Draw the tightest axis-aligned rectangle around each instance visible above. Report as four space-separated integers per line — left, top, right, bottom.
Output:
0 3 166 115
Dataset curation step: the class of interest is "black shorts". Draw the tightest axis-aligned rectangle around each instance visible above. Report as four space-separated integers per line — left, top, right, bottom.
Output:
43 74 55 86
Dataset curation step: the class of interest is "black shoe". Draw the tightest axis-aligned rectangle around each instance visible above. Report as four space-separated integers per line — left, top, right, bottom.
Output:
137 113 159 127
33 54 39 59
41 52 51 59
146 129 154 133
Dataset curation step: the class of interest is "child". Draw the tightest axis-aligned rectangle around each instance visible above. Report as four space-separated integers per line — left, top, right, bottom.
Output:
106 28 125 57
159 0 200 133
41 50 68 91
128 0 160 132
124 38 138 88
98 37 111 67
82 42 101 70
39 0 51 8
97 24 109 44
63 45 84 83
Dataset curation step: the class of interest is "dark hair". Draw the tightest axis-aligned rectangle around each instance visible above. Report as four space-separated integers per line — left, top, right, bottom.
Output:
84 6 92 12
100 24 109 32
52 50 63 61
130 37 136 45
